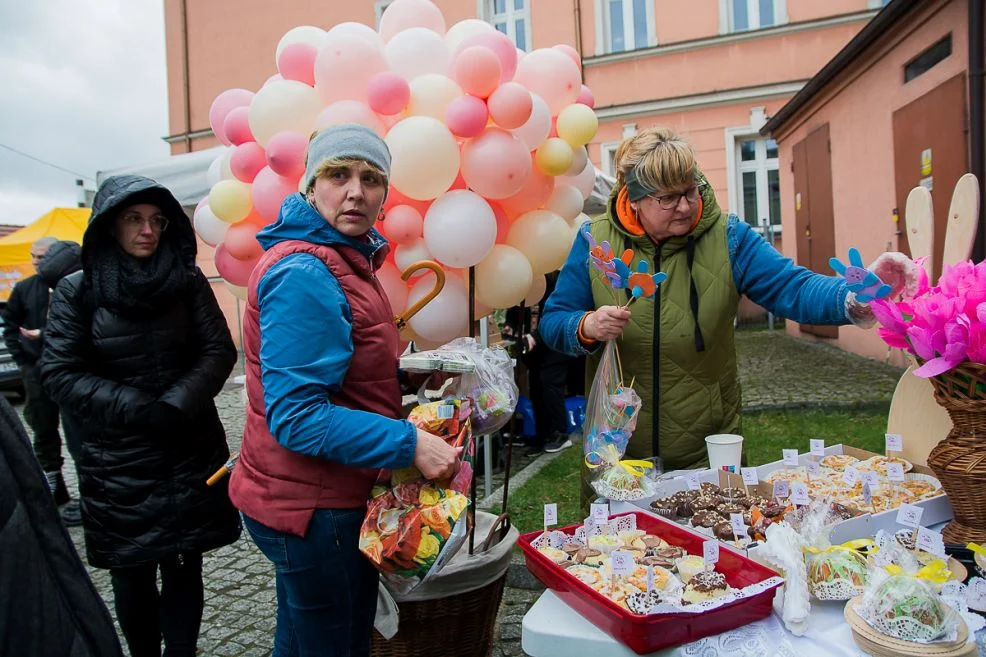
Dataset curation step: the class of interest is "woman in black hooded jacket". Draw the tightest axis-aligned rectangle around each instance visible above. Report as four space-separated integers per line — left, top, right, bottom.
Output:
40 175 240 657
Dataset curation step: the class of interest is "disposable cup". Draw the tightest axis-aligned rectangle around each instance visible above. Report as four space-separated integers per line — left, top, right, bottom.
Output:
705 434 743 471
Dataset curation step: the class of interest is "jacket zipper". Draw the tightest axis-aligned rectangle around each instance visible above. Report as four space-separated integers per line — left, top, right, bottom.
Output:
652 249 661 459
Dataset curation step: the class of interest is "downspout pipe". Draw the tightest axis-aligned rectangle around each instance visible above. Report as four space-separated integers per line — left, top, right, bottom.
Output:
574 0 585 83
971 0 985 261
180 0 193 154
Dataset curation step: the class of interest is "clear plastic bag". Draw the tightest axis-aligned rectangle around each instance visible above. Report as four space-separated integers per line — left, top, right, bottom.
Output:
858 569 959 642
802 500 873 601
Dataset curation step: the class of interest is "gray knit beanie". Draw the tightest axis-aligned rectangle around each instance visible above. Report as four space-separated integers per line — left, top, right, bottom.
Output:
303 124 392 193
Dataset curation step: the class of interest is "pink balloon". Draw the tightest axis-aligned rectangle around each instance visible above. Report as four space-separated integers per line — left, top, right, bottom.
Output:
553 44 582 71
576 84 595 108
499 155 555 216
277 42 318 86
455 31 517 84
382 205 423 245
445 95 489 139
487 82 533 129
215 244 260 287
490 201 510 244
460 128 532 200
367 72 411 115
453 46 502 99
314 100 386 136
223 107 254 146
376 261 409 317
229 142 267 183
252 166 298 221
314 34 389 105
379 0 446 42
266 131 308 180
209 89 254 146
384 187 431 215
513 48 582 116
224 221 264 260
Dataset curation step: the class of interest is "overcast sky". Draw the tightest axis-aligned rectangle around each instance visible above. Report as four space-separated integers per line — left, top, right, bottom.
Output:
0 0 169 225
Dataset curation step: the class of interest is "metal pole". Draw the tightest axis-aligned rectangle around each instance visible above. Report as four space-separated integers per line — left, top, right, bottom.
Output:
468 266 478 555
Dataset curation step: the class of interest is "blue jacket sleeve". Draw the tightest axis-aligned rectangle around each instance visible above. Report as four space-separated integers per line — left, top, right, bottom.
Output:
257 254 417 469
728 216 850 325
539 225 600 357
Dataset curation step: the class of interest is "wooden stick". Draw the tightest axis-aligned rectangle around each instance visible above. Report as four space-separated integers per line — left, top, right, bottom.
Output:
628 376 636 390
614 342 625 386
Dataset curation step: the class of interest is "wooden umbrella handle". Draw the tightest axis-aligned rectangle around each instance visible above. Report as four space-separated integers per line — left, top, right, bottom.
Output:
394 260 445 329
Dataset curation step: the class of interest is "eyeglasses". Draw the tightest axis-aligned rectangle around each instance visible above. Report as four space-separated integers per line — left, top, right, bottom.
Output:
647 184 706 210
121 213 169 232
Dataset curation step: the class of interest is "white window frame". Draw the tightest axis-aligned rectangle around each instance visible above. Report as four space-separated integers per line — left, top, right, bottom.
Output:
480 0 532 52
725 110 781 235
600 142 620 178
594 0 657 55
374 1 394 28
718 0 788 34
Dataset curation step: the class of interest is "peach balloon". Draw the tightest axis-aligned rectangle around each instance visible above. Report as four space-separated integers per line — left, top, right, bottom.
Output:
394 238 434 280
381 205 423 245
506 209 571 275
524 274 547 306
223 221 263 261
367 72 411 116
214 244 260 287
445 19 495 52
513 48 582 116
576 84 595 108
223 107 254 146
209 89 254 146
315 100 386 137
445 95 488 138
535 138 574 176
209 180 253 224
545 184 585 221
376 261 410 317
423 190 497 268
314 34 389 105
558 158 596 200
248 80 321 147
455 30 517 83
512 93 551 151
277 42 318 86
379 0 447 42
490 201 510 243
265 131 308 180
386 116 460 200
565 145 589 176
553 44 582 71
460 128 531 200
499 157 555 216
385 187 431 215
229 142 267 183
452 46 501 98
252 166 298 222
407 74 462 120
474 244 534 309
407 273 469 344
487 82 533 129
386 27 451 81
241 208 271 230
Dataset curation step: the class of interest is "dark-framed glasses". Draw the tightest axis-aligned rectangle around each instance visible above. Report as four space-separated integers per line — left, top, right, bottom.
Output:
647 183 706 210
122 213 169 232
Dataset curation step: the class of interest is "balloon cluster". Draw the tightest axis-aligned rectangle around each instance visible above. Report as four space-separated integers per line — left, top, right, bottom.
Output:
195 0 599 347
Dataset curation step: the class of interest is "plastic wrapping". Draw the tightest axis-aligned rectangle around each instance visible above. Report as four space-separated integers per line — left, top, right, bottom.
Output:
858 570 958 642
801 501 872 601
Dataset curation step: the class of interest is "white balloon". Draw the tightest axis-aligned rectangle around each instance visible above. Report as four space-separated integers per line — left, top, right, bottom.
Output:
248 80 321 147
193 204 229 247
207 149 235 187
327 21 385 48
512 93 551 151
406 74 462 120
407 273 469 343
423 191 497 268
444 19 495 53
524 274 547 306
386 116 460 200
385 27 450 81
558 158 596 200
275 26 327 62
565 145 589 176
394 238 434 279
545 184 585 221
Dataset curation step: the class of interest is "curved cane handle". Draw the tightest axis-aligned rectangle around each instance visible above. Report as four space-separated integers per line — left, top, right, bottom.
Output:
394 260 445 329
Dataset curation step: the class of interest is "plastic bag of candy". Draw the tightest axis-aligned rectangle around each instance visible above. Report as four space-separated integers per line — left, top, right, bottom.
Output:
358 399 473 593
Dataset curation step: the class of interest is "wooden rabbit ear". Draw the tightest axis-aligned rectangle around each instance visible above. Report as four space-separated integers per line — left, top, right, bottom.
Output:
620 249 634 266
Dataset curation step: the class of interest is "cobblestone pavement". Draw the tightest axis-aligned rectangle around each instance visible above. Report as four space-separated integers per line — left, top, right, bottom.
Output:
19 331 905 656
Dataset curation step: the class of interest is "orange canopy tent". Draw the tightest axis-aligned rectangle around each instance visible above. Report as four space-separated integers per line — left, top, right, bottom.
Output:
0 207 90 301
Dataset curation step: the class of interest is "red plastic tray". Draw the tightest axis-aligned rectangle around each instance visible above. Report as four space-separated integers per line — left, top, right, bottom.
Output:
519 511 782 654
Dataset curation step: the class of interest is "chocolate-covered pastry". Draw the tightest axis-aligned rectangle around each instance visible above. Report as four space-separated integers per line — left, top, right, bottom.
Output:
716 502 744 516
719 487 747 501
649 500 676 519
713 521 737 541
626 590 663 615
638 555 676 570
831 502 859 521
691 495 719 511
691 509 719 528
573 547 603 564
641 535 665 549
700 482 721 495
759 501 786 518
746 495 769 509
655 545 686 560
742 511 753 526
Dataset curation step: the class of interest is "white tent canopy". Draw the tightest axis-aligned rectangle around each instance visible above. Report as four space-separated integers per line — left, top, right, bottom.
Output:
98 147 615 215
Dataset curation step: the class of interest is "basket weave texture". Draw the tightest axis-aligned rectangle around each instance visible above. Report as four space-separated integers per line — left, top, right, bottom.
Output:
926 362 986 544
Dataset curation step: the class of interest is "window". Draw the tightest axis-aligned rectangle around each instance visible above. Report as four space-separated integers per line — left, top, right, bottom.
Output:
904 35 952 83
600 142 620 177
599 0 655 54
735 136 781 232
868 0 891 8
375 1 394 27
725 0 787 33
489 0 531 51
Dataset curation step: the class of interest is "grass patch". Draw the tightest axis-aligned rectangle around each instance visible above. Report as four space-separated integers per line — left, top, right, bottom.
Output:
506 407 888 534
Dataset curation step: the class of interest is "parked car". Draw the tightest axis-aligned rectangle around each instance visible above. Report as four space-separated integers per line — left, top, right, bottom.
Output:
0 302 24 398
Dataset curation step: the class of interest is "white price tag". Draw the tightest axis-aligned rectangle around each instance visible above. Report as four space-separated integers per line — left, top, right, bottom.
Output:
886 462 905 482
741 467 759 486
543 503 557 527
790 482 811 506
684 471 702 491
646 565 655 592
772 480 790 499
703 540 720 568
730 513 746 539
611 551 634 577
809 439 825 456
896 503 924 528
916 527 946 558
862 472 881 489
843 466 859 486
862 482 873 507
782 449 799 467
590 503 610 524
941 581 963 597
806 460 821 477
885 433 903 453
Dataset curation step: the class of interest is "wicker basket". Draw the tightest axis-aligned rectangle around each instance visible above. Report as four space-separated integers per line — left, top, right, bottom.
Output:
926 362 986 543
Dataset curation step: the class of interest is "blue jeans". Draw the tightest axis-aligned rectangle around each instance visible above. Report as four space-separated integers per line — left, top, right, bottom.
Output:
243 510 378 657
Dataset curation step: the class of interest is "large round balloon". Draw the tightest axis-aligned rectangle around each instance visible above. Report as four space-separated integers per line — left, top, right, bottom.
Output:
265 131 308 180
209 180 253 224
223 107 254 146
394 238 434 278
513 48 582 116
407 273 469 344
253 166 298 222
535 138 575 176
499 158 555 217
386 116 460 201
277 42 318 87
327 21 384 47
407 74 462 120
460 128 532 200
381 205 423 245
367 72 411 115
215 244 260 287
314 100 386 136
229 142 267 183
474 244 534 308
524 274 547 306
558 158 596 200
193 203 229 247
379 0 447 42
209 89 254 146
556 103 599 147
512 93 552 151
444 95 488 138
275 26 326 61
223 221 264 261
375 261 409 317
385 27 451 80
545 183 585 221
487 82 533 129
248 80 321 147
506 209 571 275
423 190 497 268
452 46 501 98
454 30 518 83
314 34 389 105
444 18 495 53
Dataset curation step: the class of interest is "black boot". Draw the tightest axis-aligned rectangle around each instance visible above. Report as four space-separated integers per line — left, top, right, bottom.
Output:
60 500 83 527
45 471 71 506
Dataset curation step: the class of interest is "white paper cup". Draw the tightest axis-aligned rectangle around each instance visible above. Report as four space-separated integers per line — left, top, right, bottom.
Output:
705 434 743 471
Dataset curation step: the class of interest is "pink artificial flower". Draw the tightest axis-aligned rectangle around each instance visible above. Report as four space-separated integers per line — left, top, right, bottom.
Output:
977 302 986 324
870 299 907 333
913 319 969 378
877 327 913 352
907 324 945 361
939 262 977 297
909 292 957 332
968 323 986 365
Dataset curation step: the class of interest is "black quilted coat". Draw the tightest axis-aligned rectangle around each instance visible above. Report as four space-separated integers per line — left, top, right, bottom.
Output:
39 175 240 569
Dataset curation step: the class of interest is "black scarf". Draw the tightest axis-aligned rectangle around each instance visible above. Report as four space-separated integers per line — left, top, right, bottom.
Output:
91 240 190 314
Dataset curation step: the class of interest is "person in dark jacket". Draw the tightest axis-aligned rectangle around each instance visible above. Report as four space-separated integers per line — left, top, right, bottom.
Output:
0 392 124 657
2 236 75 506
40 175 241 657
